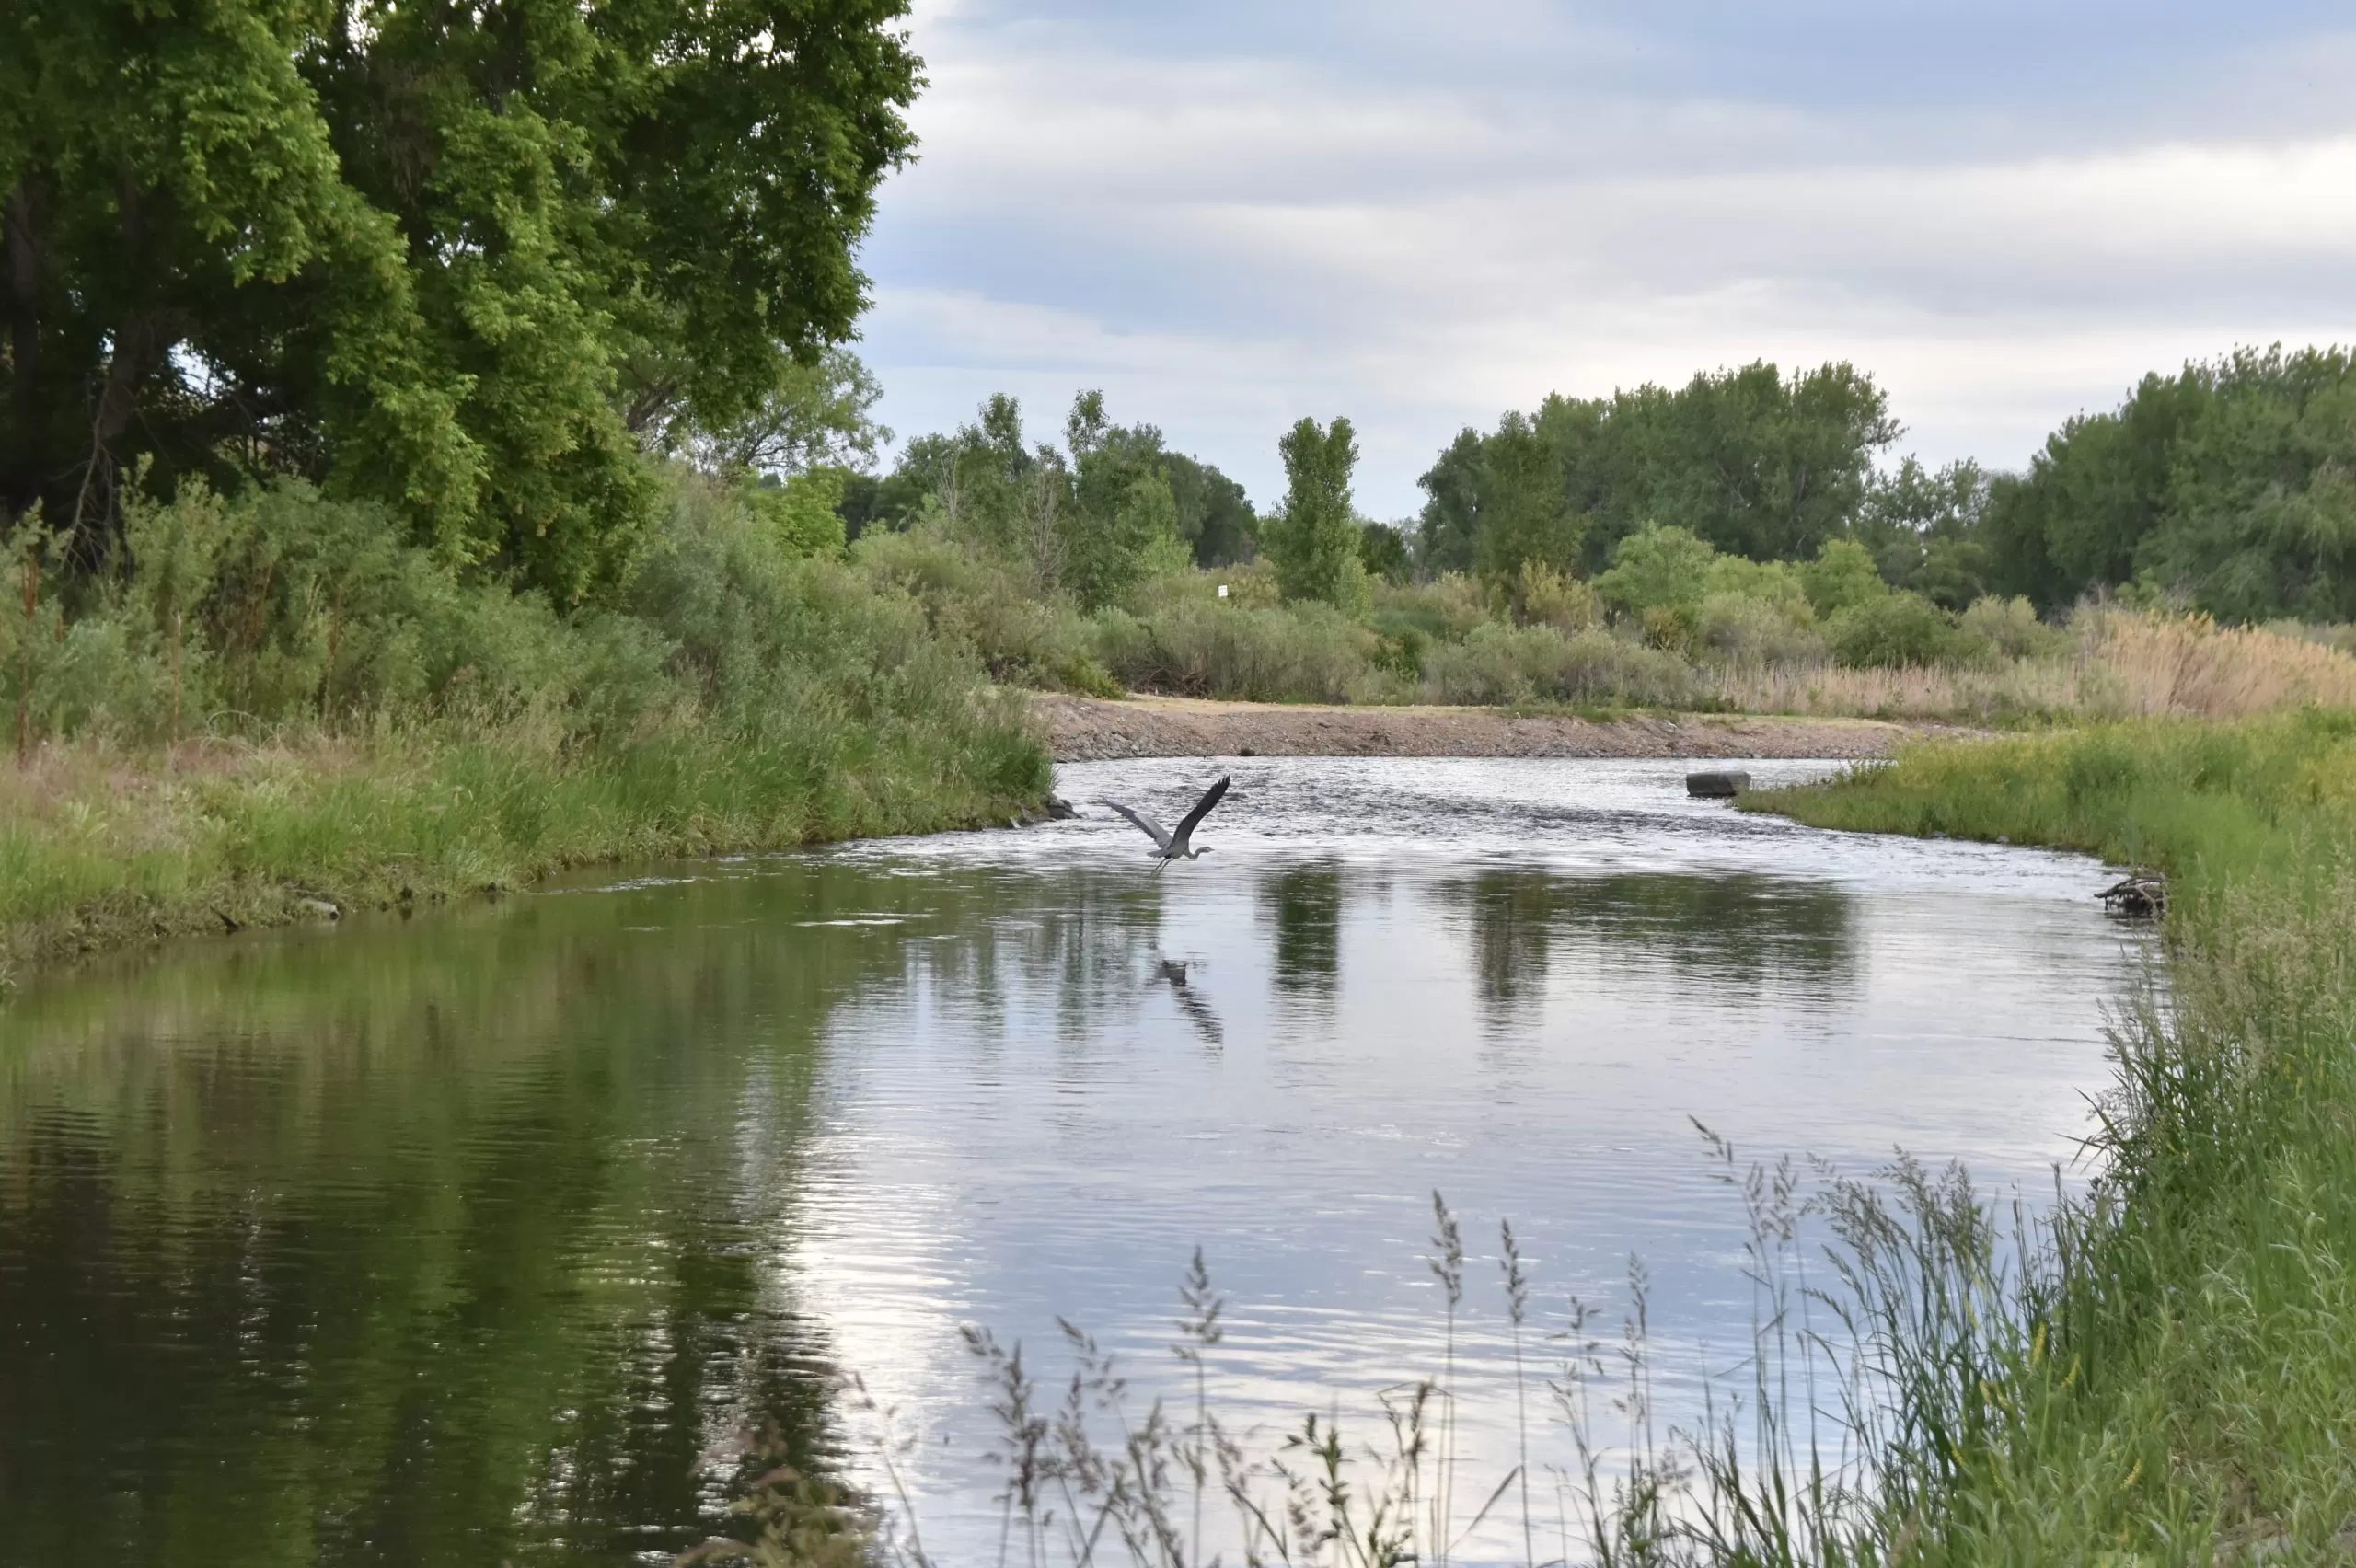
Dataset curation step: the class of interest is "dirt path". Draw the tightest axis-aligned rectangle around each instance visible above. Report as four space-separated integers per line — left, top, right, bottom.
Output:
1035 694 1970 763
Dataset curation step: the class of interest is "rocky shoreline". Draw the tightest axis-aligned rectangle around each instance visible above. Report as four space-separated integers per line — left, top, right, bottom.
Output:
1035 693 1970 763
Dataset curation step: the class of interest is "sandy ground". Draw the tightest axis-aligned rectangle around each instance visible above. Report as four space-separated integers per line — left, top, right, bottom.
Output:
1035 693 1973 763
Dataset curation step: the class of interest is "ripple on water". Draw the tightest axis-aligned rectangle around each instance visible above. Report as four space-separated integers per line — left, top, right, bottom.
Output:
0 755 2151 1568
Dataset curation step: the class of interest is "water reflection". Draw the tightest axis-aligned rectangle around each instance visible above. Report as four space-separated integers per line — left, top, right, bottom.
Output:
0 758 2149 1568
1154 959 1225 1051
0 870 888 1567
1257 860 1345 1002
1447 870 1859 1028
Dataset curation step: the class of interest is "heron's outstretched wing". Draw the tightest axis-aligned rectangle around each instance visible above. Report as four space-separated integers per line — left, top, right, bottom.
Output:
1172 775 1231 840
1101 799 1173 852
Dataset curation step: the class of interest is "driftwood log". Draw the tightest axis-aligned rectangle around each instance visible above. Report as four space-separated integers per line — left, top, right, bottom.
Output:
2097 870 2168 917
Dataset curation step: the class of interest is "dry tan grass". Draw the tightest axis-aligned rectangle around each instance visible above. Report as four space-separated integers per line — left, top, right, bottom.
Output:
1710 609 2356 723
2083 606 2356 717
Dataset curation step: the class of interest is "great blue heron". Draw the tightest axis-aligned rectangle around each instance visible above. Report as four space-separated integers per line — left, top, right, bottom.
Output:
1102 776 1230 873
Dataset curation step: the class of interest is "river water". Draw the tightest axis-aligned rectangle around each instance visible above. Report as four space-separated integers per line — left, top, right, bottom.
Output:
0 757 2149 1567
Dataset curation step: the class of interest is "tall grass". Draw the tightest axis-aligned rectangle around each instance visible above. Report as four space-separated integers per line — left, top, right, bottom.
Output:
1749 712 2356 1560
696 1150 2089 1568
0 474 1051 986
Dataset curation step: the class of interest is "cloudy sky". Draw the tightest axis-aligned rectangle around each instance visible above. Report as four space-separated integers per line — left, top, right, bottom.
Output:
854 1 2356 518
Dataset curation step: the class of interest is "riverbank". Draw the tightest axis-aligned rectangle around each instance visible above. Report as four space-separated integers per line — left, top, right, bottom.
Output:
0 714 1046 993
1037 692 1971 761
1747 712 2356 1562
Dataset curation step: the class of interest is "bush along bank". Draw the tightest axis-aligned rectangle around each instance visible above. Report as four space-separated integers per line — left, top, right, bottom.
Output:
1745 711 2356 1561
0 472 1050 990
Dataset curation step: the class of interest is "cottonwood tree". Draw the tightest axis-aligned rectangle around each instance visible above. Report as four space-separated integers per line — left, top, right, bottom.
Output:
1 0 918 602
1268 416 1360 604
1981 346 2356 620
900 391 1185 609
1417 363 1897 580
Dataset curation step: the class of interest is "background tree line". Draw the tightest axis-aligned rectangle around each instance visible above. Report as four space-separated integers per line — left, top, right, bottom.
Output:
1397 348 2356 627
5 2 2347 640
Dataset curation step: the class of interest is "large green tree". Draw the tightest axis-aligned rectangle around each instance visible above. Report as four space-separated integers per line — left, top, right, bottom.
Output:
1983 347 2356 620
1267 415 1359 604
888 391 1184 609
1419 362 1897 579
1 0 918 601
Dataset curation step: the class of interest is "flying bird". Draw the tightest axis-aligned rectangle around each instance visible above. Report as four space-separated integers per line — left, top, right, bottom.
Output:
1101 776 1230 873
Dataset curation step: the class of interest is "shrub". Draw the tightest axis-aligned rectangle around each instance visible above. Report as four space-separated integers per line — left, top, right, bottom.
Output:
1803 538 1887 617
1959 594 2065 660
1357 522 1412 584
741 469 849 559
1703 555 1814 623
1420 622 1697 708
1371 572 1491 642
1506 560 1603 632
1826 590 1977 668
1696 592 1829 667
1091 598 1378 702
1592 525 1717 617
850 526 1110 693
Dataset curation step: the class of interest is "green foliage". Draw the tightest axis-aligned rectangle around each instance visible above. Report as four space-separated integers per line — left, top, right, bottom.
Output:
684 349 891 478
1504 561 1603 633
1162 451 1258 567
1421 361 1896 579
1357 521 1412 585
1468 412 1589 582
1266 416 1362 605
1751 714 2356 1560
1984 346 2356 621
1803 537 1889 617
1068 441 1183 612
881 392 1191 612
1702 554 1813 622
1420 622 1698 708
1696 592 1827 667
1091 598 1382 704
0 472 1052 974
1824 590 1975 669
1591 525 1719 617
850 526 1114 694
1369 573 1493 644
1858 457 1994 608
2 0 918 603
743 470 851 560
1958 594 2062 661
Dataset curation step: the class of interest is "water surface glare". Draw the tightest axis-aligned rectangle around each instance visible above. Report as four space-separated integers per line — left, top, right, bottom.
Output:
0 757 2151 1566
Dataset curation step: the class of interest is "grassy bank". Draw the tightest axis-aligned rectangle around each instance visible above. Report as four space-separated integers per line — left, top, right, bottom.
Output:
1747 712 2356 1561
0 473 1048 991
0 717 1043 990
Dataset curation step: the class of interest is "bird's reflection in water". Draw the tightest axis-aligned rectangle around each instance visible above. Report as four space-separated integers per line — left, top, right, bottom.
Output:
1152 957 1224 1051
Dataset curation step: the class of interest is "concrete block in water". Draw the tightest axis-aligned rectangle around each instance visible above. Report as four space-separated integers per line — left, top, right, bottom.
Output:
1685 769 1750 799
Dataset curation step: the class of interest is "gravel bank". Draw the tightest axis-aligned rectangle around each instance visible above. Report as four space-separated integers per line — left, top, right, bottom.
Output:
1036 694 1970 763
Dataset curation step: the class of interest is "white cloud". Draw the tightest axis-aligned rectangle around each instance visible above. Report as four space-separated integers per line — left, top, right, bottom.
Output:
860 7 2356 514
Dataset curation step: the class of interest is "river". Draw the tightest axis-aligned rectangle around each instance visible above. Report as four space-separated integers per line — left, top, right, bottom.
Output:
0 757 2150 1566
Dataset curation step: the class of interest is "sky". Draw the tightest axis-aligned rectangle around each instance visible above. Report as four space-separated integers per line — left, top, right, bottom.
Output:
853 1 2356 519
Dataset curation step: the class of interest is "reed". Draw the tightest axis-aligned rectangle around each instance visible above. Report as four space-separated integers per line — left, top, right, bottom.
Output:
1750 714 2356 1560
697 1149 2076 1568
